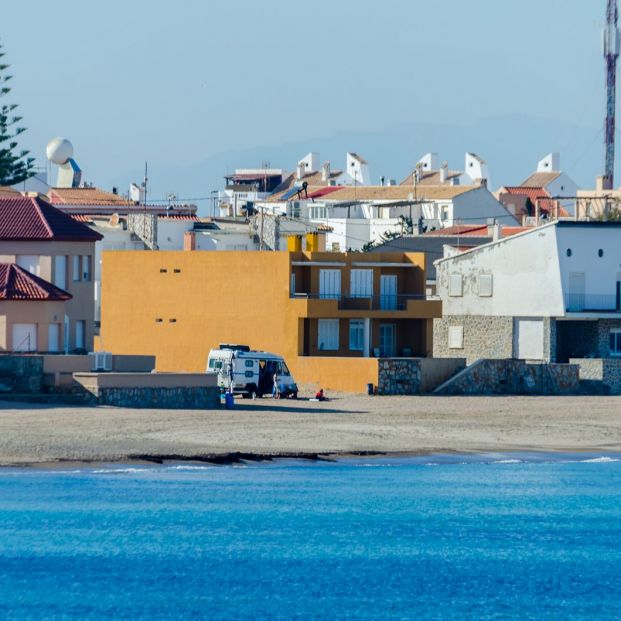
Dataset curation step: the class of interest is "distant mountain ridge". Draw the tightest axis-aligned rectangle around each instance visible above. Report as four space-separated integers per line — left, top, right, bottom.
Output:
105 114 605 216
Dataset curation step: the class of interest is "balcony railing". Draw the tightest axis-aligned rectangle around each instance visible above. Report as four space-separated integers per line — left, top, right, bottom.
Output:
291 292 427 311
565 293 620 313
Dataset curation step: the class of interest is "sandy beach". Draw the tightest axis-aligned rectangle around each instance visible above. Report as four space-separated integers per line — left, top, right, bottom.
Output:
0 394 620 466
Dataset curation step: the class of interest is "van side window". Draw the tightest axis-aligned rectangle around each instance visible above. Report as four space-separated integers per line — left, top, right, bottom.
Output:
245 371 254 378
245 360 254 367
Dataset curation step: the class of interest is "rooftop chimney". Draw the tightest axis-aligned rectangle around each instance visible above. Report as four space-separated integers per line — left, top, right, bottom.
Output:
296 163 305 181
440 161 448 183
321 161 331 182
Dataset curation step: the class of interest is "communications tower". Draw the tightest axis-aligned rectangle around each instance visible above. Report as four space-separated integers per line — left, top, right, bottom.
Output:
603 0 620 189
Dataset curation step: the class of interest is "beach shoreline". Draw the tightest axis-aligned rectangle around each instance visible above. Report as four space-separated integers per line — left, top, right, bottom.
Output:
1 394 621 467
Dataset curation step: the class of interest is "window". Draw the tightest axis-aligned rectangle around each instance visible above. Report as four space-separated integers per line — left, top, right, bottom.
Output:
478 274 493 297
319 269 341 299
309 206 328 219
350 269 373 298
54 256 67 290
75 320 85 349
245 371 254 378
349 320 364 351
610 330 621 356
73 255 81 281
566 249 572 257
16 255 40 276
318 319 339 351
245 360 254 367
598 249 604 258
82 256 91 281
448 326 464 349
448 274 463 297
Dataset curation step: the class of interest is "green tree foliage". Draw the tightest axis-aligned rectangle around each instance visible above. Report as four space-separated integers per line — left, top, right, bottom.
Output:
0 42 34 186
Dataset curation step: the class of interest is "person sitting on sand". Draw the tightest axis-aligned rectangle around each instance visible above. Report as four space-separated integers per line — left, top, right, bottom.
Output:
315 388 326 401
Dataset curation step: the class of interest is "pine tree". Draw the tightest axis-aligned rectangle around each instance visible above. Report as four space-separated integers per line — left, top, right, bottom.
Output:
0 41 34 186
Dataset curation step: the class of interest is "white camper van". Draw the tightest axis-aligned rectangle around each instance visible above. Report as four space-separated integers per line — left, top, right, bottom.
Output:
207 344 298 399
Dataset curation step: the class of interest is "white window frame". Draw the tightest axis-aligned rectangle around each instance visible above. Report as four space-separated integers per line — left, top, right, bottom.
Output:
478 274 493 297
349 320 364 351
72 255 81 282
448 326 464 349
350 269 373 298
448 273 463 297
318 319 339 351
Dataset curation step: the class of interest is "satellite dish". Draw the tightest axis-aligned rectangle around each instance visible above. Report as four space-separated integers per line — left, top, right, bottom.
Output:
46 137 74 165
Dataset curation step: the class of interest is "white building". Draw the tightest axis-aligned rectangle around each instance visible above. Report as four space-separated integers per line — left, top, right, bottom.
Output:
400 152 491 187
520 153 579 214
433 221 621 365
259 183 517 251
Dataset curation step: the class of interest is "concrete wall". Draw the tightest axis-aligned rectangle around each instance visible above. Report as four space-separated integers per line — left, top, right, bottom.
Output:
436 224 563 318
293 356 379 393
434 359 579 396
73 372 219 409
99 250 437 392
418 357 467 393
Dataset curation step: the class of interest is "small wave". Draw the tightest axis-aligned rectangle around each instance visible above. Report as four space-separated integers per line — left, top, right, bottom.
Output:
91 467 150 474
167 465 215 471
578 457 620 463
493 459 523 464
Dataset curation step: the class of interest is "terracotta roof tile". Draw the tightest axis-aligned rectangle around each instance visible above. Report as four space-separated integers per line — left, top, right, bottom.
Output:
520 171 562 187
317 184 475 202
399 170 461 186
0 263 72 301
0 196 103 242
48 187 134 206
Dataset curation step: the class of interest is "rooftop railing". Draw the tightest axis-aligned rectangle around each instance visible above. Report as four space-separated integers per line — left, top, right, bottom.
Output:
564 292 620 313
291 292 428 311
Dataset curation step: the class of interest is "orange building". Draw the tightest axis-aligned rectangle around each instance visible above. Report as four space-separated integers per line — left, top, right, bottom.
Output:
98 247 441 392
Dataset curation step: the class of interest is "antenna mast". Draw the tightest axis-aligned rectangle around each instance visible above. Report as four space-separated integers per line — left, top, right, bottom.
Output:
603 0 620 189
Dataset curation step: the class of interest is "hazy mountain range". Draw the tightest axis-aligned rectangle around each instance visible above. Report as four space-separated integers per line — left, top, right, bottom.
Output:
104 114 605 216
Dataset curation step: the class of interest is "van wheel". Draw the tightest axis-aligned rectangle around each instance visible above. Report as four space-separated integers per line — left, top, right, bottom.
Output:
252 390 260 400
292 391 298 400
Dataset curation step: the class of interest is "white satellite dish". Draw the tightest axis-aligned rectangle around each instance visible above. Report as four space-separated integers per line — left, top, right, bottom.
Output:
46 137 74 166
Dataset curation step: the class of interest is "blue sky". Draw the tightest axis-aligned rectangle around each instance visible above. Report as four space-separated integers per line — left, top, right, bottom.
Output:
1 0 610 201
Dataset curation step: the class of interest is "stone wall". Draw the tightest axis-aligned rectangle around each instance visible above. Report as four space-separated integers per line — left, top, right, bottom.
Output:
433 316 513 364
434 359 579 396
92 386 221 409
377 358 466 395
0 355 43 393
570 358 621 395
377 359 421 395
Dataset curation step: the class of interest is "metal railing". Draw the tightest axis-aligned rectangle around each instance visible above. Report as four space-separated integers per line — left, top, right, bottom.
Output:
291 292 428 311
564 292 620 313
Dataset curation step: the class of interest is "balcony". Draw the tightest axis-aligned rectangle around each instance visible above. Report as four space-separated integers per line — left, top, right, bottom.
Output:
564 293 620 313
291 292 441 319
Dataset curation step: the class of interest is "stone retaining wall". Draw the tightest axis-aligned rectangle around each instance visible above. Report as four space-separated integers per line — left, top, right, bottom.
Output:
434 359 579 396
93 386 221 409
377 358 466 395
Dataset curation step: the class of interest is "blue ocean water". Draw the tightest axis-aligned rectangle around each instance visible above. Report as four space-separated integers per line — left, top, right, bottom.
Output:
0 454 620 620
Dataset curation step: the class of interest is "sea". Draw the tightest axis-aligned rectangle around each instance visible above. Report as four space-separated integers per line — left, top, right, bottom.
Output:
0 454 620 620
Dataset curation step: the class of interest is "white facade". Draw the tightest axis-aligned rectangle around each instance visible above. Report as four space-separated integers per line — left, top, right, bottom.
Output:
436 222 621 319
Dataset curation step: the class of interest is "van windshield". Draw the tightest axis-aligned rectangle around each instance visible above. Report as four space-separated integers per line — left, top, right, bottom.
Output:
280 362 290 376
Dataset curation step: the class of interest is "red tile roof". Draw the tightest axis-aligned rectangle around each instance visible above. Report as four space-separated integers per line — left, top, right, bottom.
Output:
0 263 72 301
0 196 103 242
306 186 343 200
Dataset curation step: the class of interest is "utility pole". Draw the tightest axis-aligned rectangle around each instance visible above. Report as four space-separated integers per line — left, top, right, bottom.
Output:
603 0 620 189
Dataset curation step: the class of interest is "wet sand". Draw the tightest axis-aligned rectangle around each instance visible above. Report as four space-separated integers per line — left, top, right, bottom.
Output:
1 394 621 466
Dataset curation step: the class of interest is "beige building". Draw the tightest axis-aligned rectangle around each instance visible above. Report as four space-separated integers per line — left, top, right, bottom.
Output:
0 195 102 352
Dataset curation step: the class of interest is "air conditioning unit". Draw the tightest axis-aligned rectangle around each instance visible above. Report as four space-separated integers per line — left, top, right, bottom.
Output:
92 351 112 371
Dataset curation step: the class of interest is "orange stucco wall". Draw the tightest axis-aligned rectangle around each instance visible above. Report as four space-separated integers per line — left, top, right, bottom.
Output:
99 250 439 392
